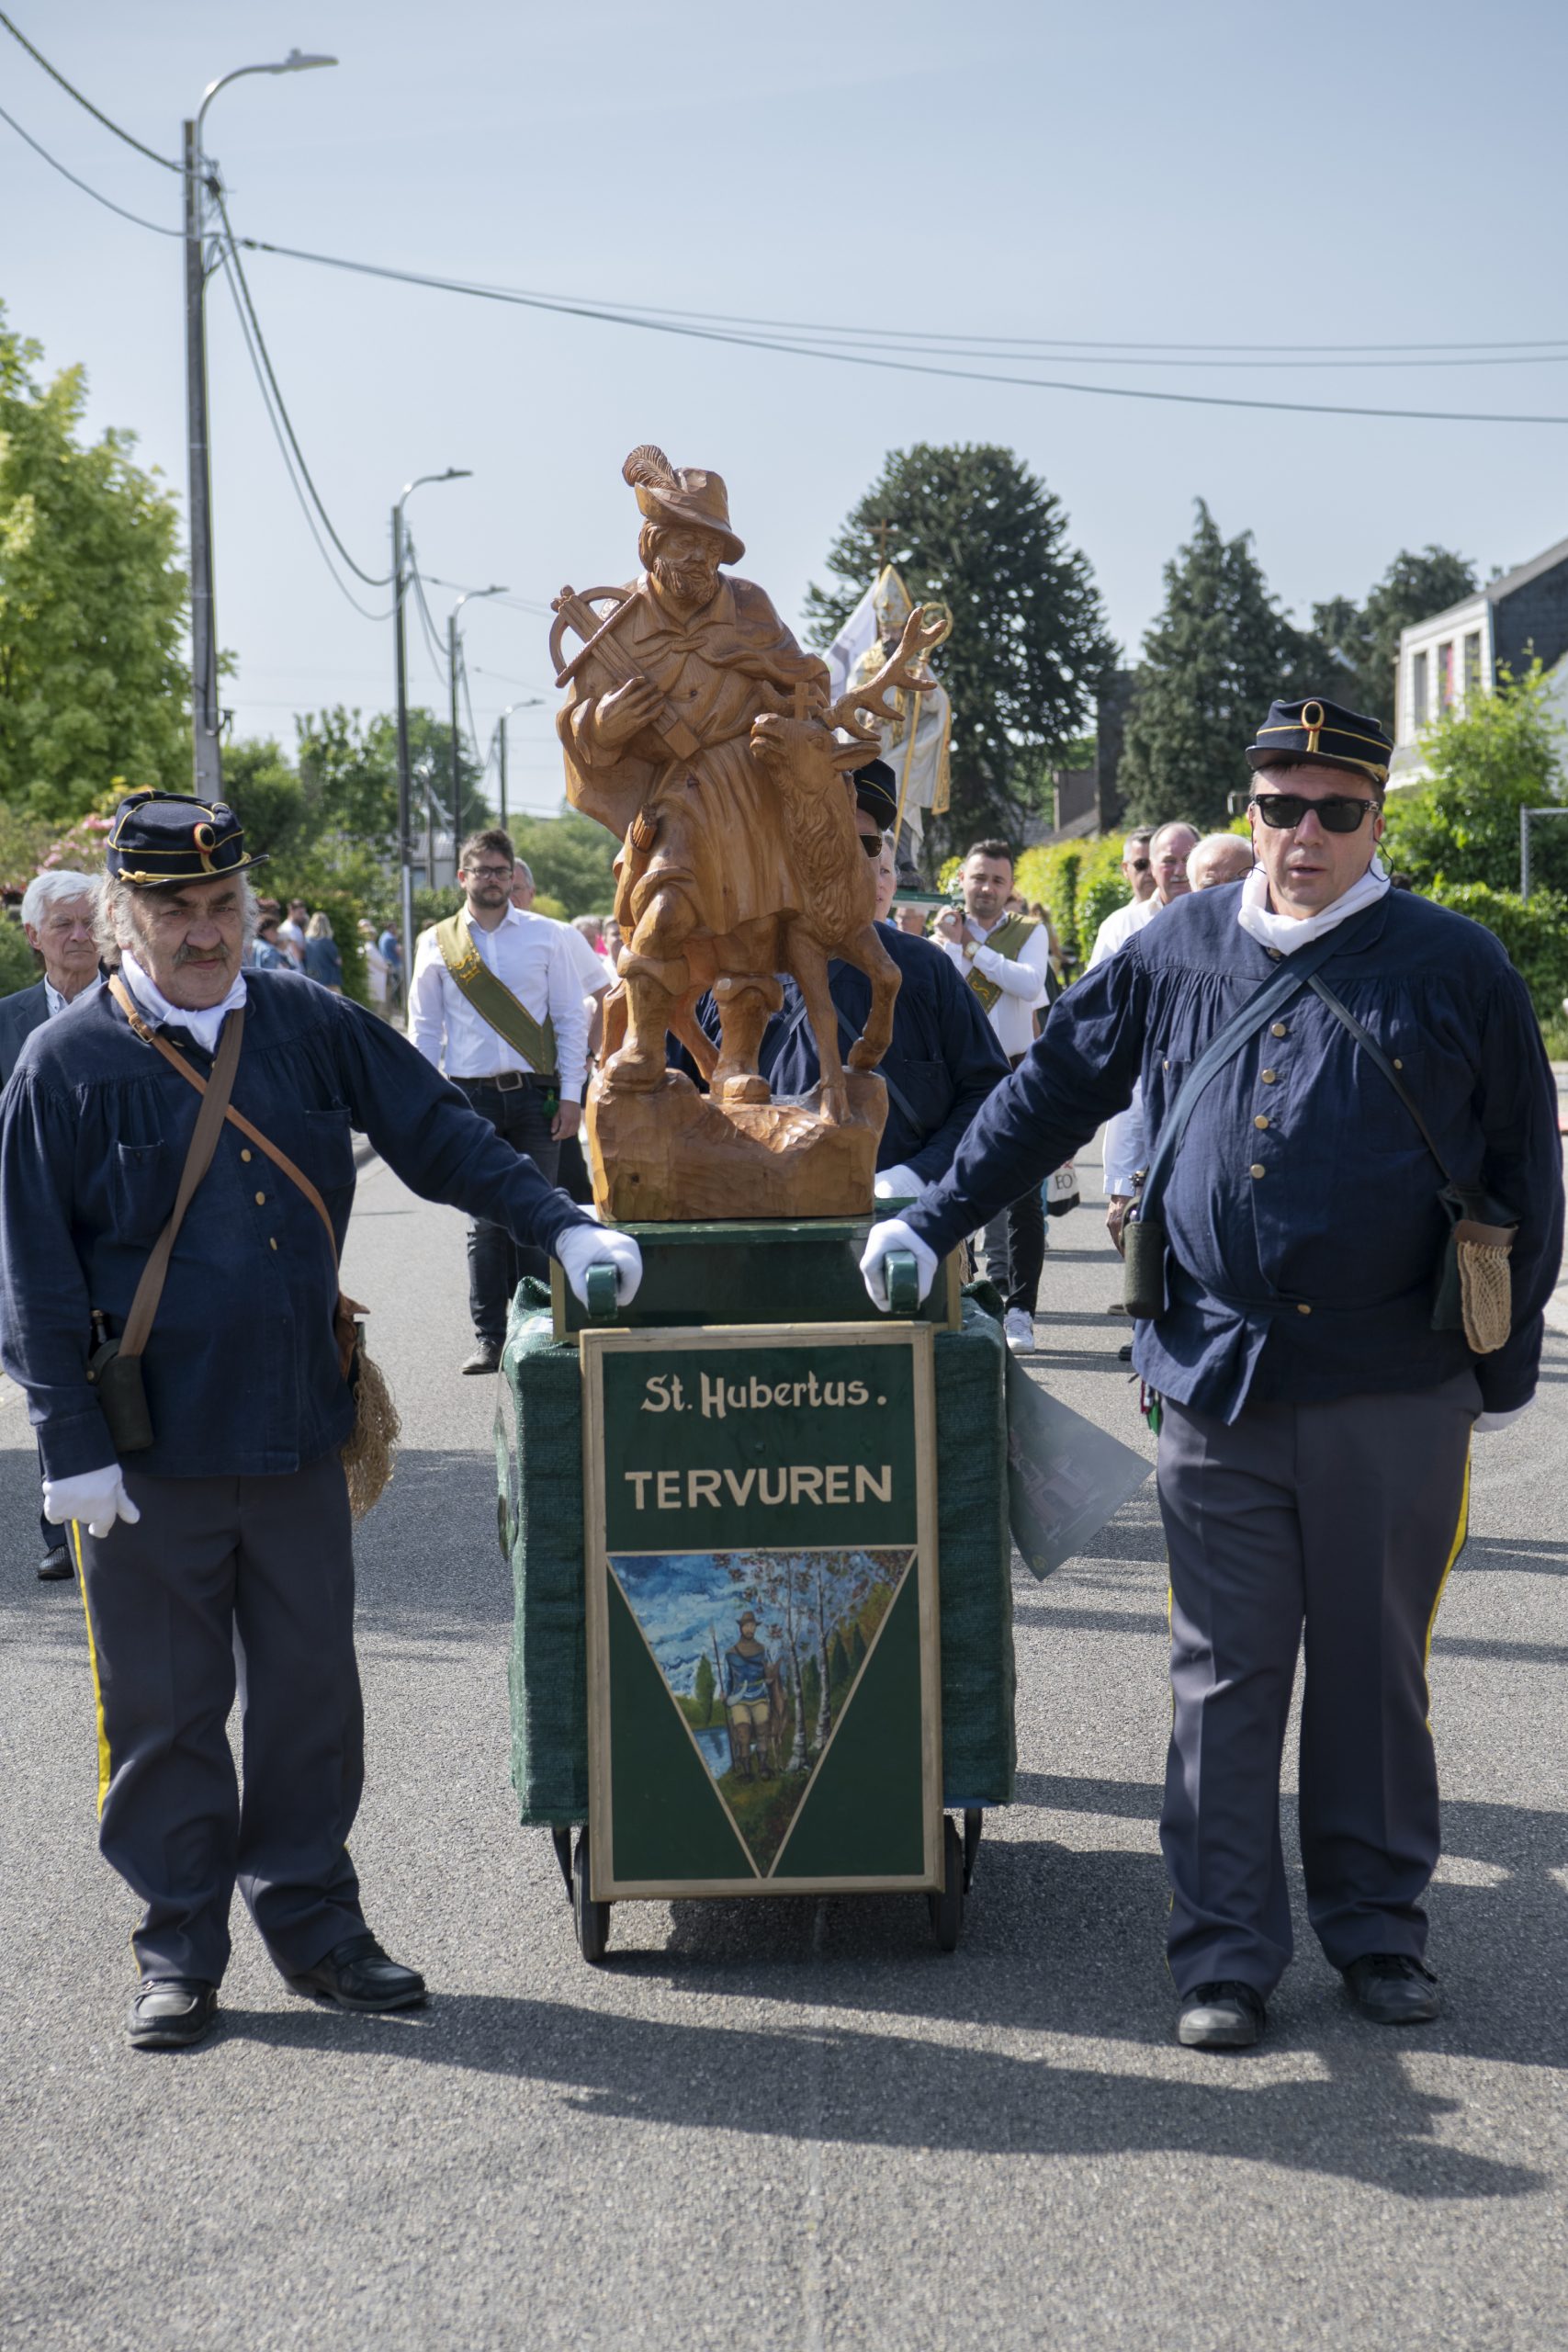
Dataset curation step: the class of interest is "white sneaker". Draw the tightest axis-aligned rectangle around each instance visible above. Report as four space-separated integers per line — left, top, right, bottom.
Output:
1004 1308 1034 1354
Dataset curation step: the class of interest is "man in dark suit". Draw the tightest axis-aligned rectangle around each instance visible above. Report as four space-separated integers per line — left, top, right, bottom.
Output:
1 871 105 1579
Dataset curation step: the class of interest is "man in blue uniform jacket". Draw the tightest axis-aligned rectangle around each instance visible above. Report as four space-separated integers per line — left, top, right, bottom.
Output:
0 789 641 2051
682 762 1010 1190
863 698 1564 2051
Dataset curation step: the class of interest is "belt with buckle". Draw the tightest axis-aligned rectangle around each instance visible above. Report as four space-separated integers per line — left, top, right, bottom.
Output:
458 1069 540 1093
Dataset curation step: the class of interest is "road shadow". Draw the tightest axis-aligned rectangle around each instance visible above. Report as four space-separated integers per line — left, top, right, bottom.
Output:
212 1984 1542 2202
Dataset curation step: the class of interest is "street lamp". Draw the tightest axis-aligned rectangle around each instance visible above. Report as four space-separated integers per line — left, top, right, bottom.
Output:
445 587 509 886
488 700 544 832
391 469 470 985
184 48 337 797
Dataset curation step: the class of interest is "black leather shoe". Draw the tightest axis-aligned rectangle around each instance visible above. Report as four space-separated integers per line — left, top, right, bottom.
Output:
128 1978 218 2051
288 1934 427 2014
1177 1980 1267 2050
38 1544 73 1581
1343 1953 1441 2025
461 1338 502 1375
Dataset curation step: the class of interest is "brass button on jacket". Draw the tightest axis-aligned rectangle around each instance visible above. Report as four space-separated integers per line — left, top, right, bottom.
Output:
1249 1162 1267 1180
1297 1303 1313 1316
1260 1069 1278 1084
1254 1114 1270 1130
1270 1023 1288 1039
254 1191 266 1206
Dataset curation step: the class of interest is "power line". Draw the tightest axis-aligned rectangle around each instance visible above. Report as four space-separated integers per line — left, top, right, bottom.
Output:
212 190 391 585
215 246 393 622
233 235 1568 428
0 99 181 234
0 11 181 171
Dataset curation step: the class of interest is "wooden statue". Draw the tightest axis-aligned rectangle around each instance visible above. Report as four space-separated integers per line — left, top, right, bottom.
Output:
553 446 942 1223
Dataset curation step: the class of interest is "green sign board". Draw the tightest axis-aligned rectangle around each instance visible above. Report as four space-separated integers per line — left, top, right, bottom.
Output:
582 1323 940 1899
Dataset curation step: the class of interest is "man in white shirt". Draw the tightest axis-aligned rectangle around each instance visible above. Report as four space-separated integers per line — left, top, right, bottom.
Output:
1085 831 1156 967
411 829 590 1373
933 840 1054 1351
276 899 309 969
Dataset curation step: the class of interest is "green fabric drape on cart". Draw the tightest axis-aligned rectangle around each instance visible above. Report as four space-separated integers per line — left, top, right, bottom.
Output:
498 1288 1016 1829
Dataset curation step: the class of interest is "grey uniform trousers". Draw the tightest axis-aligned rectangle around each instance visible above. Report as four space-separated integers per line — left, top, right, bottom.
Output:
1156 1370 1479 1996
73 1451 367 1984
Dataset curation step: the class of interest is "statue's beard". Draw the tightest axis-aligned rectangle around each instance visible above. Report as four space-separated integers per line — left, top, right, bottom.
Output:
651 553 718 605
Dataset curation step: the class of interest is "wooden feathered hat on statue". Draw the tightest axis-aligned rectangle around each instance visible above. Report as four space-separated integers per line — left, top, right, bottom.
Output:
624 445 745 566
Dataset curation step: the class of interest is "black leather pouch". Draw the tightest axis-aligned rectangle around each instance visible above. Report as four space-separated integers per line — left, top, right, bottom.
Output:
86 1336 154 1453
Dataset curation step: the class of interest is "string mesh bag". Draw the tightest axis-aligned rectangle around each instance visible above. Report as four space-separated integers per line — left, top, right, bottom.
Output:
335 1297 401 1517
1458 1239 1512 1356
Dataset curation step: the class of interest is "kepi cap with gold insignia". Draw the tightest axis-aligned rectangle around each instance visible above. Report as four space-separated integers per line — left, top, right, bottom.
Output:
1246 696 1393 786
851 757 898 831
105 787 268 886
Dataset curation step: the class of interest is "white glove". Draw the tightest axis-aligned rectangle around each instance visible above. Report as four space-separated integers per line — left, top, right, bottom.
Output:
1474 1403 1532 1435
859 1217 939 1310
43 1463 141 1540
873 1164 924 1202
554 1223 644 1307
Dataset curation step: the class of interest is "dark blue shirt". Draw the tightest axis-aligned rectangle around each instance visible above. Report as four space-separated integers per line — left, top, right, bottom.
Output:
302 936 344 989
904 884 1563 1419
688 925 1010 1182
1 969 590 1480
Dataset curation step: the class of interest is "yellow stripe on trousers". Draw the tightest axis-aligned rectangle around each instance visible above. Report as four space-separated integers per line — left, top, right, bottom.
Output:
1422 1447 1472 1727
71 1521 112 1815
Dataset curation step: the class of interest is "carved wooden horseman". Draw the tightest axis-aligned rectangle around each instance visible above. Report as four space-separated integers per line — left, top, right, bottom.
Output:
552 447 943 1219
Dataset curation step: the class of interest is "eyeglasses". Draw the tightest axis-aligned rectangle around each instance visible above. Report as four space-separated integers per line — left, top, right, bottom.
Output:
1249 792 1378 834
858 831 884 858
1125 857 1150 872
463 864 514 881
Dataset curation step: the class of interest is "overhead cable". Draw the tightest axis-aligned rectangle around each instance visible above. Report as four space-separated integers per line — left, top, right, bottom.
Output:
213 192 391 585
0 99 181 233
0 12 181 171
216 247 392 622
232 235 1568 428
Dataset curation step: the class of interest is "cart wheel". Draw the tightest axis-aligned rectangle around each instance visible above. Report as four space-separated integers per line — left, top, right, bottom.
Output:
962 1807 983 1894
572 1826 611 1963
927 1815 964 1952
550 1826 574 1899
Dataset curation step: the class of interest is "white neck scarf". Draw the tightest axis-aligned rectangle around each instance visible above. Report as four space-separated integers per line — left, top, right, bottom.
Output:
119 950 247 1055
1235 860 1389 956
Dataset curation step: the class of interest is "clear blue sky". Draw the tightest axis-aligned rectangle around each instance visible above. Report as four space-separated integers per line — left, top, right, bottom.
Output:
5 0 1566 812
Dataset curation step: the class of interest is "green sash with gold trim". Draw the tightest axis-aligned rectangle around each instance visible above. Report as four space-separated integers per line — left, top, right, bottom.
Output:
964 912 1038 1013
434 912 558 1076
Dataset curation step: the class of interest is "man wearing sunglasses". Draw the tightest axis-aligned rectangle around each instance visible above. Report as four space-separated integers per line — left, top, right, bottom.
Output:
1086 830 1157 968
862 695 1563 2051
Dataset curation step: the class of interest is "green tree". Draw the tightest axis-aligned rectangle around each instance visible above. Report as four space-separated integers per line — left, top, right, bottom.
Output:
511 808 618 917
694 1653 716 1727
0 308 189 818
804 443 1117 853
1308 547 1478 734
1118 501 1311 832
222 736 307 861
1382 662 1568 897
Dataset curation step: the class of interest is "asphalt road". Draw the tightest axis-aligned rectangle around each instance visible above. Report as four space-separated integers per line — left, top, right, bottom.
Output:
3 1139 1566 2351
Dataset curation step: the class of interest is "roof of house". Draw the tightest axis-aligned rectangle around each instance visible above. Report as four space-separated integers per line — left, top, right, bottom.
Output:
1403 531 1568 640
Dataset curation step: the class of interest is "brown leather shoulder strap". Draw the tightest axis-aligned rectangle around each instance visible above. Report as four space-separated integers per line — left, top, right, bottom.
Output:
113 998 244 1360
107 975 340 1265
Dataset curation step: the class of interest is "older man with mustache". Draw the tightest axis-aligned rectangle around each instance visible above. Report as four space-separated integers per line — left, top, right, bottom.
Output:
0 788 637 2051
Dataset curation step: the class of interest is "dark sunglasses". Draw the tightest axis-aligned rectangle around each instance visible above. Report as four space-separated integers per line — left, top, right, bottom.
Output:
1249 791 1378 834
858 831 885 857
1125 856 1150 872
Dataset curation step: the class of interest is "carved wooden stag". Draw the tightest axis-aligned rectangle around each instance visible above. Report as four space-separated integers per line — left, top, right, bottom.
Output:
742 605 945 1122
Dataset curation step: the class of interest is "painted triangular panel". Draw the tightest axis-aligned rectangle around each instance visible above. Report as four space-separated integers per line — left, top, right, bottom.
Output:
609 1548 914 1875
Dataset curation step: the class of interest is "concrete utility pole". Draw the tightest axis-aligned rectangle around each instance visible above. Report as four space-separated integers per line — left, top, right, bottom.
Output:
182 119 220 797
489 699 542 837
389 469 470 982
446 586 507 881
184 50 335 798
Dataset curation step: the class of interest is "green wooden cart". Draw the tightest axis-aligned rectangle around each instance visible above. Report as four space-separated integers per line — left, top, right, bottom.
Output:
495 1219 1016 1960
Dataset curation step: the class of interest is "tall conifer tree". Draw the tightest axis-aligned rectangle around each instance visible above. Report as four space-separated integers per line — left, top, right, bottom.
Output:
1117 502 1310 831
